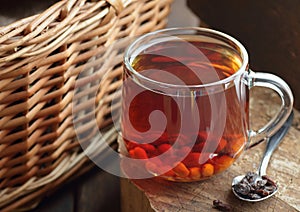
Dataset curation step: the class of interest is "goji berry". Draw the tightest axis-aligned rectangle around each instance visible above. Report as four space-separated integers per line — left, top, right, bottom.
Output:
133 147 148 159
201 163 214 177
140 144 156 153
182 153 201 167
126 141 138 150
189 167 201 180
212 155 234 173
172 162 190 177
129 149 135 158
157 143 172 154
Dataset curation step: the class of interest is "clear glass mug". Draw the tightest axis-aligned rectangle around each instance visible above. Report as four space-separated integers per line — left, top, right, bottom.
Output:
120 27 293 182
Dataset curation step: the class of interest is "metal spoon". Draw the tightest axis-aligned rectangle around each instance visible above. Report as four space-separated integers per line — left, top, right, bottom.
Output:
232 111 294 202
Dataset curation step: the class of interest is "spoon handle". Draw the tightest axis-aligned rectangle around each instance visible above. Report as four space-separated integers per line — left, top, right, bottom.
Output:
258 111 294 176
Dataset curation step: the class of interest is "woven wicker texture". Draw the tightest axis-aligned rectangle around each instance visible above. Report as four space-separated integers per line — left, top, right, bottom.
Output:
0 0 172 210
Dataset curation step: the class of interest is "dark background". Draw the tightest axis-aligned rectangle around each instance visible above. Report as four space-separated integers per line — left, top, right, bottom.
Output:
187 0 300 109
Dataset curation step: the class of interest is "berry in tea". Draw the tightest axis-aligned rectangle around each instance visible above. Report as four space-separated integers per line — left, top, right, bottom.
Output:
121 38 249 181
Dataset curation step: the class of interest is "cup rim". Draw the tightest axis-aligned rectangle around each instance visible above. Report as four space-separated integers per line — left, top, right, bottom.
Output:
124 27 249 89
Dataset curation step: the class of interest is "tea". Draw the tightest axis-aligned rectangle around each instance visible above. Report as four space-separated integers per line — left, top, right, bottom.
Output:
121 38 249 181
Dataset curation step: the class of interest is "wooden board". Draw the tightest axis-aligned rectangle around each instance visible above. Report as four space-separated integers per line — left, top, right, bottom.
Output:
121 87 300 212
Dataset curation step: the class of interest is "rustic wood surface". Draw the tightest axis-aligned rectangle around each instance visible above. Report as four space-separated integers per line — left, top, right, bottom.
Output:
121 87 300 212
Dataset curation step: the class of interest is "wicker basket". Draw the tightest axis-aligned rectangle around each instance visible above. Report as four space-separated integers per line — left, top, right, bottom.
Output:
0 0 172 210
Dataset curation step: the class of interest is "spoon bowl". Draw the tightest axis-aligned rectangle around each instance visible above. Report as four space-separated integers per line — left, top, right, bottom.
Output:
232 174 278 202
232 111 294 202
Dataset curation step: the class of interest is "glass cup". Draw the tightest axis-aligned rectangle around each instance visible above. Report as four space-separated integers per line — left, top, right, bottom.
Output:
120 27 293 182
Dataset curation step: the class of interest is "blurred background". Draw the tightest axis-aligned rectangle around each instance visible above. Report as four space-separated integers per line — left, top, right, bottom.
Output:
178 0 300 109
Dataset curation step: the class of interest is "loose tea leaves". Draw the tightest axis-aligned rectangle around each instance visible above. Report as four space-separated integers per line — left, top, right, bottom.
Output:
232 172 277 200
213 200 232 212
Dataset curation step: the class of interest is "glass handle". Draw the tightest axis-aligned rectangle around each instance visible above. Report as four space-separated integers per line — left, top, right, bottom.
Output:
243 69 294 148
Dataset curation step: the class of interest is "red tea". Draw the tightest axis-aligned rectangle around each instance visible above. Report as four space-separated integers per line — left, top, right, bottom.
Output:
121 38 249 181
